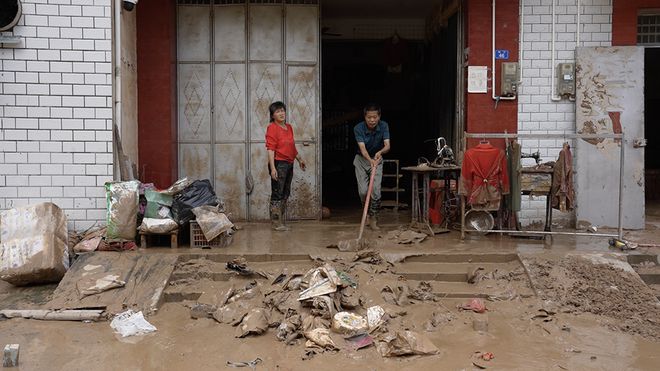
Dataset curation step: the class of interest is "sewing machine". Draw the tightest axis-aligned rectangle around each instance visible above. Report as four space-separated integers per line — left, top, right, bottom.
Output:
521 151 541 165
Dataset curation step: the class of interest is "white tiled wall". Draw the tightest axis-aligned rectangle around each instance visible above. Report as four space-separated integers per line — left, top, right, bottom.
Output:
517 0 612 226
0 0 113 231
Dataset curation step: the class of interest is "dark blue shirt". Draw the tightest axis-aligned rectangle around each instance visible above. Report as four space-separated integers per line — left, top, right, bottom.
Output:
354 120 390 157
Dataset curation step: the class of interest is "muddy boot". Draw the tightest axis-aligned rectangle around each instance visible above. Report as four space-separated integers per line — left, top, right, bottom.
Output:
280 201 291 231
368 215 381 231
270 202 289 232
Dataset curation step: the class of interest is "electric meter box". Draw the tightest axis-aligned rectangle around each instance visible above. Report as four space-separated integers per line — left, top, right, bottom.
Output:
500 62 518 97
557 63 575 97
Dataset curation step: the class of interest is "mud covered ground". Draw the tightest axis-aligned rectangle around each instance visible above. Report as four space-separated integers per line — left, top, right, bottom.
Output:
524 255 660 341
1 251 658 370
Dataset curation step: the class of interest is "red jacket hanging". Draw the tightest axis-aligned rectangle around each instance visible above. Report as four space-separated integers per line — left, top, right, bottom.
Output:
459 143 510 210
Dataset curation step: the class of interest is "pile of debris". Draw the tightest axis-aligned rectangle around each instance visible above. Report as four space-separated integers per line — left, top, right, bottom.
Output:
185 253 445 359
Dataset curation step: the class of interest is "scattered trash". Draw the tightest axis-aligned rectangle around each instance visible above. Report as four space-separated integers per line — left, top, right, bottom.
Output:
72 226 106 253
565 348 582 353
386 229 427 244
339 286 361 309
367 306 386 331
190 303 217 319
98 240 137 252
0 309 104 322
76 271 126 298
332 312 368 336
226 258 268 279
344 333 374 351
0 202 69 285
608 238 635 251
235 308 269 338
381 285 409 306
459 298 487 313
408 281 436 301
110 310 157 337
298 278 336 301
375 330 439 357
105 181 140 241
74 236 103 253
213 301 251 325
3 344 19 367
304 328 337 349
480 352 495 361
161 177 192 196
226 358 262 370
424 311 454 332
467 266 485 284
531 308 556 322
276 315 302 344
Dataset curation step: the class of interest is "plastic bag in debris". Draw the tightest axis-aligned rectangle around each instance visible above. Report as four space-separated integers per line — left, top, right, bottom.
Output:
110 310 157 337
105 181 140 241
171 179 219 226
0 202 69 286
376 330 440 357
138 218 178 234
367 306 386 331
145 189 173 219
192 205 233 241
161 177 193 196
235 308 269 338
304 328 338 349
77 269 126 298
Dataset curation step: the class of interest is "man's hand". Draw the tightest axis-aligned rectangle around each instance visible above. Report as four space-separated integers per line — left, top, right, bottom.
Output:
270 168 278 181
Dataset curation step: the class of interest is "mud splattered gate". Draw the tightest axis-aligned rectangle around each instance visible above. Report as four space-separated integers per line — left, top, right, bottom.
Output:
176 0 320 221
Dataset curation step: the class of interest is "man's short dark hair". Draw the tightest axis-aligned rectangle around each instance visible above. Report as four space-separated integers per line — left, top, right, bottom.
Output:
363 103 381 115
269 101 286 120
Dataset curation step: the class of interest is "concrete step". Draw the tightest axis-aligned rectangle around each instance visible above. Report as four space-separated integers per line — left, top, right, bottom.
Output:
394 262 521 282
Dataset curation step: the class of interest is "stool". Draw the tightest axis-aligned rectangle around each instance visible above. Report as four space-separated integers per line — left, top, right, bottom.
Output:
139 230 178 249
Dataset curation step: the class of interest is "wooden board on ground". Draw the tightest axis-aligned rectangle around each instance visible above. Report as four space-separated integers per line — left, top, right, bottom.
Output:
46 252 178 315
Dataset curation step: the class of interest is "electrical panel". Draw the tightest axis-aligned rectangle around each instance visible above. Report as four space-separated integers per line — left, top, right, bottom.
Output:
557 63 575 98
500 62 518 97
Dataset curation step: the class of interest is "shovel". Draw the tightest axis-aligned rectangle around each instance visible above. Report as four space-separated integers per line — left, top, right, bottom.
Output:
338 163 377 251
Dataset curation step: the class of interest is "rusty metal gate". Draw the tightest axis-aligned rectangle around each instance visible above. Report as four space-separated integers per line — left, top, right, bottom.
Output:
575 46 645 229
176 0 320 221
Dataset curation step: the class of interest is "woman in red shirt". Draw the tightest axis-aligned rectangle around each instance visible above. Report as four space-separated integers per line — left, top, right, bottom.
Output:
265 101 306 231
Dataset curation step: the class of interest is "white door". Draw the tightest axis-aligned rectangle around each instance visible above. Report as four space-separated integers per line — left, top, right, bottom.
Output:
176 1 320 221
575 46 645 229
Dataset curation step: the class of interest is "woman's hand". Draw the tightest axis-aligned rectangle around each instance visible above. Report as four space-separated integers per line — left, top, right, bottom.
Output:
299 160 306 171
270 168 278 181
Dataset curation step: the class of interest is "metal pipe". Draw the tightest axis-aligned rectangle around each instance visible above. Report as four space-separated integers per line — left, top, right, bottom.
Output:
492 0 516 101
576 0 581 47
618 135 625 239
550 0 562 101
519 0 524 87
113 0 122 180
463 229 619 238
465 132 623 139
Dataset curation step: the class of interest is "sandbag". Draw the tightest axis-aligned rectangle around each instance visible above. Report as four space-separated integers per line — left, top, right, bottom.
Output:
105 181 140 241
138 218 178 234
0 202 69 286
171 179 218 226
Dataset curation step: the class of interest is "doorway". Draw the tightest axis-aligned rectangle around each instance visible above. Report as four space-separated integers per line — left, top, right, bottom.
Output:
320 1 462 212
644 47 660 211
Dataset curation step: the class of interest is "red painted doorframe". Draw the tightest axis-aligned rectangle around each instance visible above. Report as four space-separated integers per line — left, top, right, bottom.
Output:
465 0 519 150
136 0 177 189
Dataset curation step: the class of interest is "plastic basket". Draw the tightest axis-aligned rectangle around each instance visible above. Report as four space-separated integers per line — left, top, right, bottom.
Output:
189 220 232 248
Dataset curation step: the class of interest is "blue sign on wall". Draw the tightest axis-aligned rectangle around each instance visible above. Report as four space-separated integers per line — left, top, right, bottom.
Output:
495 50 509 60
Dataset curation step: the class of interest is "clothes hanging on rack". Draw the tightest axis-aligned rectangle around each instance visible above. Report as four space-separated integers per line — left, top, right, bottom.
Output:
551 142 574 212
459 143 510 210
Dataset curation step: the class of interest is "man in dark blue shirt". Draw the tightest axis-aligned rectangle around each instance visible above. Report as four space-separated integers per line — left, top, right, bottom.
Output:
353 103 391 231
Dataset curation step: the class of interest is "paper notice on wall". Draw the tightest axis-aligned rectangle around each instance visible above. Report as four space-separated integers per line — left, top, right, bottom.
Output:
467 66 488 93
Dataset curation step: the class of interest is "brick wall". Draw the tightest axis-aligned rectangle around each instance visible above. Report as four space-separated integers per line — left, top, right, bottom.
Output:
517 0 612 226
0 0 113 231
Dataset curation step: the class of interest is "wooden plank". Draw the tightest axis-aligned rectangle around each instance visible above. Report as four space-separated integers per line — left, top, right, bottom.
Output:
45 252 177 315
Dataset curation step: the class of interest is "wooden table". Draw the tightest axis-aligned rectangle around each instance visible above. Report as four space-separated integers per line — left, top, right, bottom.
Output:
402 165 462 235
520 167 554 232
